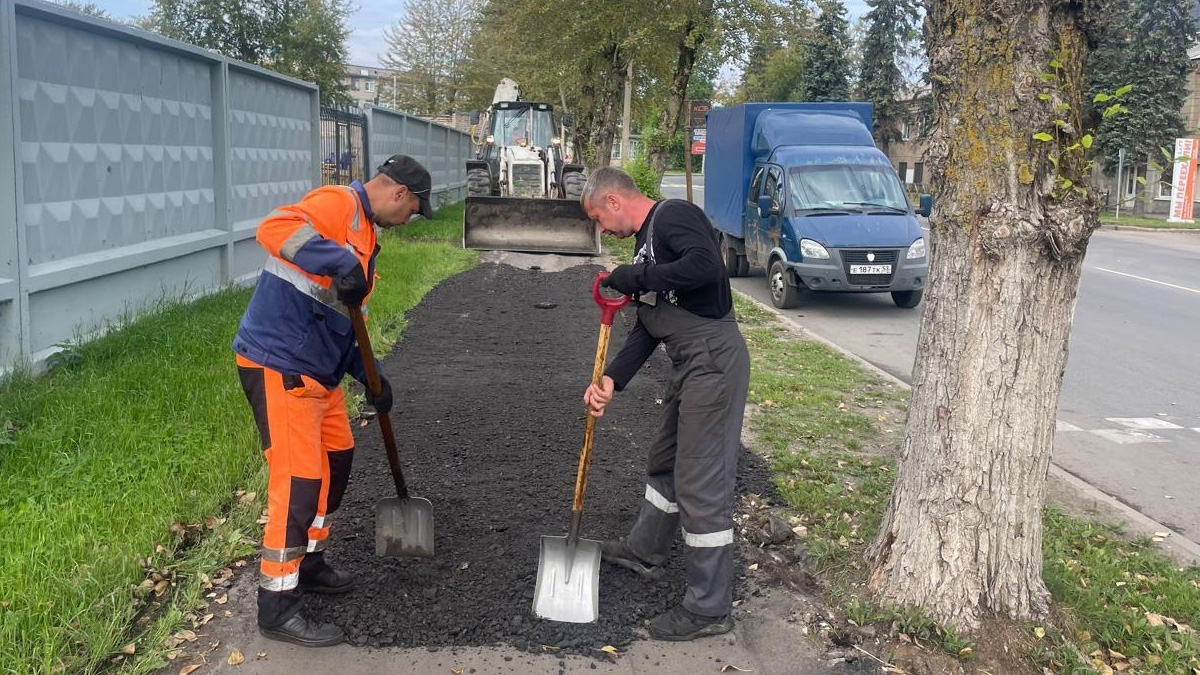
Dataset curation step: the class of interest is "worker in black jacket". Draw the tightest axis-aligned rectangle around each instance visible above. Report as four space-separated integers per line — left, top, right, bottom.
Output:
581 166 751 641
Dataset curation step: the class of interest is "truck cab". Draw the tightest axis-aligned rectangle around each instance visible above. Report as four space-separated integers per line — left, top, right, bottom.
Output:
705 103 931 309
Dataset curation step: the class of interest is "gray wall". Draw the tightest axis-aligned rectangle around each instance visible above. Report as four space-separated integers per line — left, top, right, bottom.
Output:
365 106 473 208
0 0 470 374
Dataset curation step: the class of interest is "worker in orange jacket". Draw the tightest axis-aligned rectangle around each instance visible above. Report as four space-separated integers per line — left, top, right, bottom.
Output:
232 155 433 647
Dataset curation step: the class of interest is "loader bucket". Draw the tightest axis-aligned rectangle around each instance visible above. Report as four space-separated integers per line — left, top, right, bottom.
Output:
463 196 600 255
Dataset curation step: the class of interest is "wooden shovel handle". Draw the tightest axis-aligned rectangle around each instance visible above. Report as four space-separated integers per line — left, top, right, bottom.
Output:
348 305 409 500
570 273 629 520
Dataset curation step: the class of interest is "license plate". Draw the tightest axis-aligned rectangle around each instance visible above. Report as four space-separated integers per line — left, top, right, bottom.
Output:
850 264 892 275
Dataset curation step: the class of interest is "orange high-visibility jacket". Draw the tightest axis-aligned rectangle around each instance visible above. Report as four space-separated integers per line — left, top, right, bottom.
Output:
232 182 379 387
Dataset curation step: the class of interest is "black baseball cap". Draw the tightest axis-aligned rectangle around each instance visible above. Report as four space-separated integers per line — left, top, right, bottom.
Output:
378 154 433 218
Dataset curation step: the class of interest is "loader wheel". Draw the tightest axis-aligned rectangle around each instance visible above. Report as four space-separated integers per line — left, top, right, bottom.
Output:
467 168 491 197
563 171 586 200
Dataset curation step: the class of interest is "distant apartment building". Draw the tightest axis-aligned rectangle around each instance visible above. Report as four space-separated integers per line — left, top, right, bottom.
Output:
342 64 400 108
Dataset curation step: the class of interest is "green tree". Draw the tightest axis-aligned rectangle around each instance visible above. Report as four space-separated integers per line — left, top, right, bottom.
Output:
855 0 920 152
380 0 483 116
51 1 111 19
801 0 851 101
1088 0 1197 211
144 0 351 105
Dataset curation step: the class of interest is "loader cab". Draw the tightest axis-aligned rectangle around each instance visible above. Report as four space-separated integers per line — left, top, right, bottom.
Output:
490 102 556 152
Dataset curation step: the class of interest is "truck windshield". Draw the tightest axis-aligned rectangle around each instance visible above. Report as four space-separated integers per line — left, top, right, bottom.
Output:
496 107 555 148
787 165 909 213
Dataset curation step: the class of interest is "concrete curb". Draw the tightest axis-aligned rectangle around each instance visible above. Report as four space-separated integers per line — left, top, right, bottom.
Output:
1099 223 1200 233
734 290 1200 567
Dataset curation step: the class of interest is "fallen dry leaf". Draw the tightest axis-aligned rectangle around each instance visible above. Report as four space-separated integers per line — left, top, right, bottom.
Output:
154 580 170 597
228 648 244 666
174 629 198 643
452 669 465 675
597 645 620 657
180 665 201 675
719 665 753 672
215 594 228 605
239 491 257 505
120 643 136 655
204 516 226 529
1033 626 1045 639
540 645 561 653
1147 612 1165 627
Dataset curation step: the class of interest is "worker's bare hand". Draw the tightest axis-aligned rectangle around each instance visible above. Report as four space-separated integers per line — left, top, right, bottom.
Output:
583 376 615 417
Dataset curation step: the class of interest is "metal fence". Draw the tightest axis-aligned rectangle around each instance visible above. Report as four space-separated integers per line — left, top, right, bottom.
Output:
0 0 472 374
320 106 367 186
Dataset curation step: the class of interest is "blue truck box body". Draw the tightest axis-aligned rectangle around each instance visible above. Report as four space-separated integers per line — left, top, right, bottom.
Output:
702 102 929 308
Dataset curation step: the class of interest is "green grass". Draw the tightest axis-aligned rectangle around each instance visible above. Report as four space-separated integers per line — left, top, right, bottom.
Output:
736 295 906 569
1038 510 1200 674
602 233 636 263
0 205 474 675
1100 213 1200 229
736 295 1200 671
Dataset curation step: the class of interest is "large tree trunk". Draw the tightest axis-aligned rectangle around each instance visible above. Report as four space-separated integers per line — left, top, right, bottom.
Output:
864 0 1101 633
590 46 627 170
645 13 709 176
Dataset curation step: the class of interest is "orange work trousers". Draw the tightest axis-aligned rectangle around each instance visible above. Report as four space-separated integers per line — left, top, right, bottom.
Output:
236 355 355 592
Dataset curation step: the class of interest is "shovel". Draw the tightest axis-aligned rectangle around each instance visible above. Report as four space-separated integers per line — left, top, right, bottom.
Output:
533 272 630 623
347 305 435 559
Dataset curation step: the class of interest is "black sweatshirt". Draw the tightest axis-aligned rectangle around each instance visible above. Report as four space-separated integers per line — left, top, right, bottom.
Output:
604 199 732 390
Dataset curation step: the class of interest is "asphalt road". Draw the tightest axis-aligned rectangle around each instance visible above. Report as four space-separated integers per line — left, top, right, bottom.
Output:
661 174 1200 546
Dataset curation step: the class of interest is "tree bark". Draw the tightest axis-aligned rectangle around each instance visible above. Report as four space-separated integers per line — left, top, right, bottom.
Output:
865 0 1100 633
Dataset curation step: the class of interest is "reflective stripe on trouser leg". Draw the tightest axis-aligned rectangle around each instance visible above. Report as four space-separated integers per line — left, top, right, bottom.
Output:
675 329 751 617
626 380 683 568
236 355 348 591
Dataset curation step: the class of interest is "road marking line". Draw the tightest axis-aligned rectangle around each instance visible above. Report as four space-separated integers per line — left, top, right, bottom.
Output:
1093 267 1200 295
1089 428 1169 444
1106 417 1184 430
1056 420 1085 432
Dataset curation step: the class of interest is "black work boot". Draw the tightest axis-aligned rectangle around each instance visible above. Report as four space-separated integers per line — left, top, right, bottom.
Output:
600 538 665 580
648 605 734 641
258 587 344 647
298 552 356 594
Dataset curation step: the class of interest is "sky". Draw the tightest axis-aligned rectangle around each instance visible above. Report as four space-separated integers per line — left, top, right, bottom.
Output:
90 0 870 72
89 0 402 67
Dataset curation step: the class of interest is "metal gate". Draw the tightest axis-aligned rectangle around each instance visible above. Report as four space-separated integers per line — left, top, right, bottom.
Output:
320 107 368 186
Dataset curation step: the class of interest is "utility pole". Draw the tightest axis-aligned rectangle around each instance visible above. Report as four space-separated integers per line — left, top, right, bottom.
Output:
621 60 633 166
684 98 693 203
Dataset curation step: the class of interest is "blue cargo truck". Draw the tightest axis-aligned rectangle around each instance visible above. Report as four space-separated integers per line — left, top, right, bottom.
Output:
704 103 931 309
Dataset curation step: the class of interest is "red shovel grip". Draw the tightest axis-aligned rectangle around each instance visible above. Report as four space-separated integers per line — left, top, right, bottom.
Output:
592 272 631 325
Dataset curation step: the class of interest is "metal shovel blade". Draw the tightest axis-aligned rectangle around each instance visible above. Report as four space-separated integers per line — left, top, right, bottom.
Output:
532 534 601 623
375 496 435 558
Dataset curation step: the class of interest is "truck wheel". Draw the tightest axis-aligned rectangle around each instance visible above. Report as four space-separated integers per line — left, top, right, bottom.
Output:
723 239 743 278
563 171 586 200
892 289 923 308
467 168 491 197
737 255 750 277
769 260 801 309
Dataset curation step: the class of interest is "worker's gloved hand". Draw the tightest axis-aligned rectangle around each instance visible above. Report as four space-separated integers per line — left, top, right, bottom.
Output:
602 264 647 296
366 370 393 414
334 264 369 306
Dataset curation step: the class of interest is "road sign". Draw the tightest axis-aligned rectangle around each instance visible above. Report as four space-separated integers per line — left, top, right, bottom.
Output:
689 100 710 130
691 139 706 155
